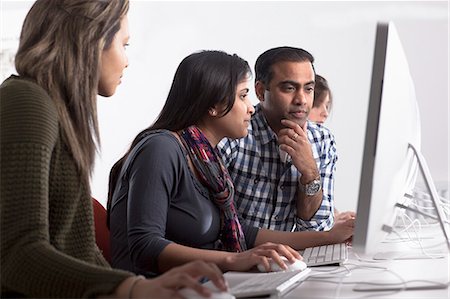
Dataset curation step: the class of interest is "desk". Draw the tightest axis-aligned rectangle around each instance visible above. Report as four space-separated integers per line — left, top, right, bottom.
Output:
284 249 449 298
225 227 449 298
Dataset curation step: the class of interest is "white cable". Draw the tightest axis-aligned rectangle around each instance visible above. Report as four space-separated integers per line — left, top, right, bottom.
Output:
400 212 445 258
352 250 386 264
333 265 348 299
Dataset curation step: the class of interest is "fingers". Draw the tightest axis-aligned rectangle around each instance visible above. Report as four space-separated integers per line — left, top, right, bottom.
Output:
281 119 306 132
331 217 355 243
251 243 302 271
336 211 356 221
339 211 356 219
345 217 355 227
176 275 212 298
159 260 228 292
345 236 353 246
278 120 309 152
287 245 303 261
157 274 213 298
198 262 228 291
302 120 308 132
134 279 179 299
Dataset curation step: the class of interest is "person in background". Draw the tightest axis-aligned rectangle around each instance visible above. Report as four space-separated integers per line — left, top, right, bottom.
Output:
107 50 354 277
218 46 340 233
309 74 332 124
309 74 356 220
0 1 226 298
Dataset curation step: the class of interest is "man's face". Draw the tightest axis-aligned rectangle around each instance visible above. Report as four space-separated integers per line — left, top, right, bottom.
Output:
256 61 315 134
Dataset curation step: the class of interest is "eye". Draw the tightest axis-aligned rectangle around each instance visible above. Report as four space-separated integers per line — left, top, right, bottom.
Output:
281 84 296 92
305 86 314 93
240 93 248 100
124 43 130 49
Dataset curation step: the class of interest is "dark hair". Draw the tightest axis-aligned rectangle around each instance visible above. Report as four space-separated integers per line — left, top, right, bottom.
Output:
254 46 315 85
15 0 129 183
313 74 333 111
106 50 251 224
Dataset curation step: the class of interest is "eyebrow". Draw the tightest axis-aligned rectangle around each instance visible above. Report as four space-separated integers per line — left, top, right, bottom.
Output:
279 80 315 87
239 88 250 93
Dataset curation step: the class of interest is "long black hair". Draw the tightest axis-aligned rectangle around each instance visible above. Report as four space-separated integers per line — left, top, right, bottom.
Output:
107 50 251 225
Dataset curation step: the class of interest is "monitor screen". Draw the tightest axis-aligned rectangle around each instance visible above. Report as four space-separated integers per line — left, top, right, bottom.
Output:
352 21 422 257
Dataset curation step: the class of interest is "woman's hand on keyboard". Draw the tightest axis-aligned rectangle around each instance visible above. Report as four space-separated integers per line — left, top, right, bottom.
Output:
221 242 302 272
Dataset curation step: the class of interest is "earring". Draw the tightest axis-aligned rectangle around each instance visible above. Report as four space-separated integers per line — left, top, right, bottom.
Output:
210 109 217 116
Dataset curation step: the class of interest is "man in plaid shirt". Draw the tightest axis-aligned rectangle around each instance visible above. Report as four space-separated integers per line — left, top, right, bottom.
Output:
219 46 337 232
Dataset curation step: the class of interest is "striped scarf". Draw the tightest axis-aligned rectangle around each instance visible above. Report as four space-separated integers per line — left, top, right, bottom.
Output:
178 126 247 252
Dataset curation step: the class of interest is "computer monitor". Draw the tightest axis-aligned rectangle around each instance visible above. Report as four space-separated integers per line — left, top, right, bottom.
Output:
352 21 449 258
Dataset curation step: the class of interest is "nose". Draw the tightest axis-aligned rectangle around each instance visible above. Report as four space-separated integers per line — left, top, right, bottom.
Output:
293 89 307 105
321 105 329 117
247 98 255 115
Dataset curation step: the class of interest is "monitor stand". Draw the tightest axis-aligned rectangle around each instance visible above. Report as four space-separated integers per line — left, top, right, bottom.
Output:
373 143 450 260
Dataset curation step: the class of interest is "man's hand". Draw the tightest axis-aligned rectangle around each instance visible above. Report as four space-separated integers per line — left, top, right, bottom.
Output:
278 119 318 182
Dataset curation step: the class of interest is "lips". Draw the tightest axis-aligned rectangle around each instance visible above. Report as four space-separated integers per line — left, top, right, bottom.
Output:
290 110 307 119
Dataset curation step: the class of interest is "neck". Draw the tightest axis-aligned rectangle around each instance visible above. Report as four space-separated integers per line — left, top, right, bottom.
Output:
194 124 221 148
260 108 282 136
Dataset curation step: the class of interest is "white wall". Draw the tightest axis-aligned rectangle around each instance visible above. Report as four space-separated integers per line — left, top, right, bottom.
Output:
1 1 448 212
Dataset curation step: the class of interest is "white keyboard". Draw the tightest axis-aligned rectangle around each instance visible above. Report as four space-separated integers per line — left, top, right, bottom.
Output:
301 243 348 266
229 268 311 298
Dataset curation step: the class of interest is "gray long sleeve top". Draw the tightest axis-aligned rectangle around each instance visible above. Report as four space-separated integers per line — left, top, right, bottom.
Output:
109 131 259 277
1 76 132 298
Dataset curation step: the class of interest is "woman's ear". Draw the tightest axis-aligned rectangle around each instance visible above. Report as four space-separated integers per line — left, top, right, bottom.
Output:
208 108 218 117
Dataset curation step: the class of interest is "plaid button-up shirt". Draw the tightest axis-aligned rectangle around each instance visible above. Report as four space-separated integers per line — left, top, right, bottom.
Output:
218 104 337 232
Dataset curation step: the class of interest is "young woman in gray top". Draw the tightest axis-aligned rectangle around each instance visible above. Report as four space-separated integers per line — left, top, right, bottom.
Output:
1 1 226 298
107 50 353 277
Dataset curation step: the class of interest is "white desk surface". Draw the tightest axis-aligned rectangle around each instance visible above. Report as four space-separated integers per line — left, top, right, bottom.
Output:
225 226 449 299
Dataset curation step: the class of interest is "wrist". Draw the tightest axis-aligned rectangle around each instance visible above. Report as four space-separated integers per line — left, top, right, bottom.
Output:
299 172 319 185
111 277 136 299
221 252 237 272
298 175 321 196
128 275 145 299
324 229 338 244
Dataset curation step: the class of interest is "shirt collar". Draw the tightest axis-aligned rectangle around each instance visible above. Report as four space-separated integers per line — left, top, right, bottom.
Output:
253 104 278 145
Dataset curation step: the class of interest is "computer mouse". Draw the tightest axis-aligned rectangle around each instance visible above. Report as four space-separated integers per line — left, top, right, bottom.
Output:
178 287 236 299
257 256 308 272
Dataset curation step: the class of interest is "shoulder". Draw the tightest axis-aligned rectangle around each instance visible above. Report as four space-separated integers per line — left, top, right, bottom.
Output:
307 121 335 143
1 76 58 145
1 76 55 112
131 131 185 166
141 131 182 153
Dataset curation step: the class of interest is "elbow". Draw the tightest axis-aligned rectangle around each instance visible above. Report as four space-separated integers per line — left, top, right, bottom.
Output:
296 203 317 220
128 235 164 274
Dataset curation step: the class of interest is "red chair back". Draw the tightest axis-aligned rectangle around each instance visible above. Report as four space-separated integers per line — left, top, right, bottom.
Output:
92 198 111 263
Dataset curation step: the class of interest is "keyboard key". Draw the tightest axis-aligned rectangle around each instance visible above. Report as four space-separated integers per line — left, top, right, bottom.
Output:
301 243 348 266
230 269 311 298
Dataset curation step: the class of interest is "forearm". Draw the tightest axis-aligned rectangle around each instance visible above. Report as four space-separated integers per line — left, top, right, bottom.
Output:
296 190 323 220
254 228 336 251
158 243 234 272
98 276 140 299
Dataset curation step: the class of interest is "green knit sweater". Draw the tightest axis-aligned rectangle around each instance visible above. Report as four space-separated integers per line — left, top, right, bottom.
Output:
1 76 133 298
